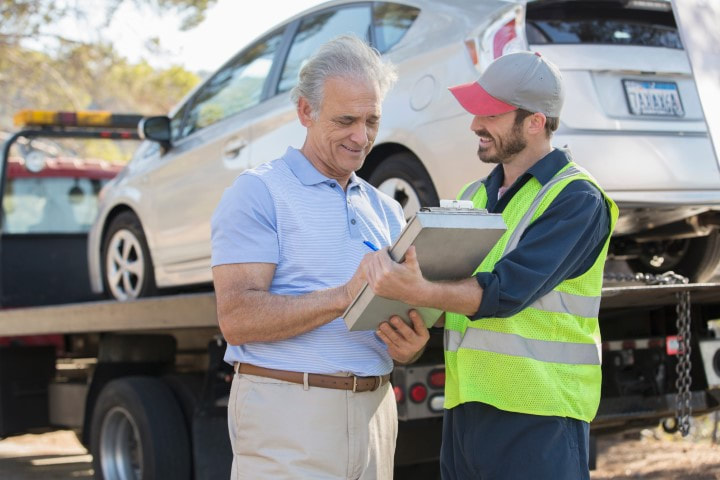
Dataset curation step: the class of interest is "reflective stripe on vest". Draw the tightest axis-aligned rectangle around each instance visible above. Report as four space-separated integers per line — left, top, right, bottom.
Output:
503 166 581 255
444 329 601 365
459 179 484 202
530 289 601 318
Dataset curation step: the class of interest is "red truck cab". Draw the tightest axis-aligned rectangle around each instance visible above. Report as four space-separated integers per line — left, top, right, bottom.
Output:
0 155 122 349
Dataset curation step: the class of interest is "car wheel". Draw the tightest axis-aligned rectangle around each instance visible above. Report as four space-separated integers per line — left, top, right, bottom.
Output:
628 229 720 282
90 376 191 480
102 212 156 300
369 153 439 219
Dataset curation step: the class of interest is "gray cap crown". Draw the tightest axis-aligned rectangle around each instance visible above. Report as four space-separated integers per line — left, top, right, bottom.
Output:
480 51 564 117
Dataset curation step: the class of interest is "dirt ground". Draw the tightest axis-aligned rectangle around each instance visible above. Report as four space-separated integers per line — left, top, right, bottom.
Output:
0 429 719 479
592 433 720 480
0 430 91 479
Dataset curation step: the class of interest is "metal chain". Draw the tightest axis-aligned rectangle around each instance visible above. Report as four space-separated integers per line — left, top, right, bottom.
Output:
675 287 693 437
604 271 693 436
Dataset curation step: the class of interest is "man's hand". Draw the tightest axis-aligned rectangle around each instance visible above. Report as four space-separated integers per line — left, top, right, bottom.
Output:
376 309 430 364
364 246 427 306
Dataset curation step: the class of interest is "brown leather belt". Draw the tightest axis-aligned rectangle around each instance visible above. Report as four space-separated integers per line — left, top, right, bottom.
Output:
234 362 390 393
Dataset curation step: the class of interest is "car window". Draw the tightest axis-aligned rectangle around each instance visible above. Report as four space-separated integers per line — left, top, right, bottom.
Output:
277 5 372 94
372 2 420 54
170 103 189 142
526 3 682 49
2 177 107 234
181 28 286 137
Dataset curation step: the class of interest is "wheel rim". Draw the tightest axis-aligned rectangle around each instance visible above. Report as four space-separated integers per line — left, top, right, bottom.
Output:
100 406 143 480
376 178 421 219
106 229 145 301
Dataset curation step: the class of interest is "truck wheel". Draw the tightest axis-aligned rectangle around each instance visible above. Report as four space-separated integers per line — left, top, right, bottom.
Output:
90 376 191 480
369 153 439 219
628 229 720 282
102 212 156 301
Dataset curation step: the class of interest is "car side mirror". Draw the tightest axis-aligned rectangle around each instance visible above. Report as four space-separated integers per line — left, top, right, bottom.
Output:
139 116 172 151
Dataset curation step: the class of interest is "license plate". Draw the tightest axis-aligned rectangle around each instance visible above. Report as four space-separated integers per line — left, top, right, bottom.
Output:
623 80 685 117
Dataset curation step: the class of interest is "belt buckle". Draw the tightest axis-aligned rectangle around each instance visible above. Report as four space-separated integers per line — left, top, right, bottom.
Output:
352 376 358 393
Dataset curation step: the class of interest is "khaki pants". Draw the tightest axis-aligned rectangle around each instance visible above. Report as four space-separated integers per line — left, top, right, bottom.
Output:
228 372 397 480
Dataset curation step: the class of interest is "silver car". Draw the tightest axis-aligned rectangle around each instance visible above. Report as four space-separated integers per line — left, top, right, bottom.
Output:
89 0 720 301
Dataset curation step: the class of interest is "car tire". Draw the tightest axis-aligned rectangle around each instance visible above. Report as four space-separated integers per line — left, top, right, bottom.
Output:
628 229 720 282
90 376 191 480
368 153 439 219
102 211 156 301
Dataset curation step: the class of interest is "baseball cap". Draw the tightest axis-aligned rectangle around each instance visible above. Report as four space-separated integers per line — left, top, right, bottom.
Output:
449 51 564 117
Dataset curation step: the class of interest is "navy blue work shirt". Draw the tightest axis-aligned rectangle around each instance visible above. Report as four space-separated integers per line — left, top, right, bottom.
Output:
473 148 611 319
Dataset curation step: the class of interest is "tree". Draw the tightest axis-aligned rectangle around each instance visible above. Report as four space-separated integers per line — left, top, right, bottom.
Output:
0 0 217 47
0 1 208 161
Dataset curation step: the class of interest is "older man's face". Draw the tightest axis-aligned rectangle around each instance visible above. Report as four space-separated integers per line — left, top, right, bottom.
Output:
302 76 381 182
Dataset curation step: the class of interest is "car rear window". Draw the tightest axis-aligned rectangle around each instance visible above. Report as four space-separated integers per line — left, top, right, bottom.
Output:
2 177 107 234
526 1 682 49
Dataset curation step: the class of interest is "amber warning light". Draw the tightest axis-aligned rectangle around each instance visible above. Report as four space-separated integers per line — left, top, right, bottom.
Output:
13 110 144 130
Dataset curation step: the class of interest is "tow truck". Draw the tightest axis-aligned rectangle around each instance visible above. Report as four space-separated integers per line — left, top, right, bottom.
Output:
1 110 720 480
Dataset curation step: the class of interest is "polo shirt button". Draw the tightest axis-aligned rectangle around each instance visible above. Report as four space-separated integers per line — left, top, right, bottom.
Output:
330 183 336 188
351 219 356 225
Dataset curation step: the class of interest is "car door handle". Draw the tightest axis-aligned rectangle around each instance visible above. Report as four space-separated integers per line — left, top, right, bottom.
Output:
223 138 247 159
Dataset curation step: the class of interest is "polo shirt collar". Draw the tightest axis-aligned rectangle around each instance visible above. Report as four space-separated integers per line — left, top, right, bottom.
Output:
283 147 364 191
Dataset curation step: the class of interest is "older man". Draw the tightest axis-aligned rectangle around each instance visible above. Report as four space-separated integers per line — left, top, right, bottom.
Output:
211 35 429 479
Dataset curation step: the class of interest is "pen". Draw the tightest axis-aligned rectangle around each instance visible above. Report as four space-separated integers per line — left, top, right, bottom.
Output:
363 240 379 251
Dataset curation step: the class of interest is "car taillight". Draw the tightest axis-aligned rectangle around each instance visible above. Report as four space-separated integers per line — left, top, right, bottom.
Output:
428 369 445 388
466 5 528 72
409 383 428 403
393 385 405 403
493 19 517 58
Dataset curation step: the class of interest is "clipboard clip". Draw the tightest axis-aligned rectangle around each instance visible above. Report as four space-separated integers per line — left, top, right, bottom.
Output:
420 199 487 213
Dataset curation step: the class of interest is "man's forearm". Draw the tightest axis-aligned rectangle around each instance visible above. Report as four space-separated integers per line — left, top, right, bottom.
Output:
217 285 353 345
416 277 483 316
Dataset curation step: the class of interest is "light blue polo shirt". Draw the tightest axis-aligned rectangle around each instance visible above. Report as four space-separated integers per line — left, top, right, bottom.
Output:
211 147 405 376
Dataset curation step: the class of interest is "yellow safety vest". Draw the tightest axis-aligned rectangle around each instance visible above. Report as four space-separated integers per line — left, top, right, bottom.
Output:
444 161 618 422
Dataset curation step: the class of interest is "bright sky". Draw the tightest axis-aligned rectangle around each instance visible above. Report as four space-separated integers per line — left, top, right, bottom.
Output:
102 0 327 72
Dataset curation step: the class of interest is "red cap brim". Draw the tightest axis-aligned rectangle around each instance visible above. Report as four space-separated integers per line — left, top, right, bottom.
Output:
448 81 517 116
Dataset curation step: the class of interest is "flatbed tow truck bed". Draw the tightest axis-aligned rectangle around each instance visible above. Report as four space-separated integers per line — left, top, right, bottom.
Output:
1 282 719 336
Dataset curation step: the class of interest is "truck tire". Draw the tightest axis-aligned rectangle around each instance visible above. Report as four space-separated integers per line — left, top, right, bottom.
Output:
90 376 191 480
369 153 439 219
102 211 156 301
628 229 720 282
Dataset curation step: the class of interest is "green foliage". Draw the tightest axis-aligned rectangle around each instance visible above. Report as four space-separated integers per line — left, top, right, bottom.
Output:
0 0 209 162
0 42 200 125
0 0 216 45
0 0 68 45
151 0 218 30
0 42 200 161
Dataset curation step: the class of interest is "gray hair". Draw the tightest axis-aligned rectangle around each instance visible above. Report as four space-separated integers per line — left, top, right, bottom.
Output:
290 35 398 118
